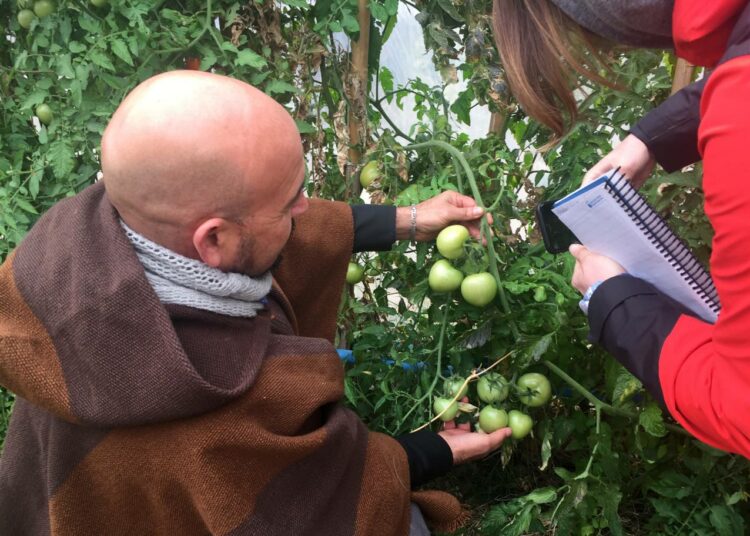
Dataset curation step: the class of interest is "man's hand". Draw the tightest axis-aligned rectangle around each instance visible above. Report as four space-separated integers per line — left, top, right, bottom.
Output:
396 190 492 242
569 244 625 294
438 420 511 464
582 134 656 189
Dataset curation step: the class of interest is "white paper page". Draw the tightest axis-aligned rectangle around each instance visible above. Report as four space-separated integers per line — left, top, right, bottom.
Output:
552 179 717 323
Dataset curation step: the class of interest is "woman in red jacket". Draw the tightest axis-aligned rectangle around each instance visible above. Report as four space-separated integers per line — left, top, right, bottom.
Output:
492 0 750 459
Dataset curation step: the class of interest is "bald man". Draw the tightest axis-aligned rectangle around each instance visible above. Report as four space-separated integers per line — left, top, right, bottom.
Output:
0 71 509 535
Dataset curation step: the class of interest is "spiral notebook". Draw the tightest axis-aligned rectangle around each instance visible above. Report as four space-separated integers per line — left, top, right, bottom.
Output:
552 170 720 323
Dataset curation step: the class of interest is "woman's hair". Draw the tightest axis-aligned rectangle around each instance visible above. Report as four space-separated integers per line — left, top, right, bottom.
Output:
492 0 614 141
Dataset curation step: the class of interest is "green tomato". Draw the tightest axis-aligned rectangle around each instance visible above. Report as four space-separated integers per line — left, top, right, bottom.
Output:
477 372 509 403
478 406 509 433
17 8 35 28
443 376 468 399
346 262 365 284
35 103 53 125
517 372 552 407
428 259 463 293
508 409 533 439
555 292 565 306
433 397 458 422
460 272 497 307
33 0 55 17
533 285 547 302
436 224 469 259
359 161 380 188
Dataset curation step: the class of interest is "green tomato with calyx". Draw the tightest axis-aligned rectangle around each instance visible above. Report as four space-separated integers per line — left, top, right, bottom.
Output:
477 372 509 403
436 224 469 259
346 262 365 284
508 410 533 439
460 272 497 307
478 406 509 433
428 259 463 292
433 397 459 421
517 372 552 407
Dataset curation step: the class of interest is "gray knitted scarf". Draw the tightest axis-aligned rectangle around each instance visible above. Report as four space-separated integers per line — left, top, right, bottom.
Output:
551 0 674 48
121 221 272 318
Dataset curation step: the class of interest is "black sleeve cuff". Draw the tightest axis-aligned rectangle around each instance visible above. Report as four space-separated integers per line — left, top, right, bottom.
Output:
630 78 706 173
351 204 397 253
395 430 453 488
587 274 685 406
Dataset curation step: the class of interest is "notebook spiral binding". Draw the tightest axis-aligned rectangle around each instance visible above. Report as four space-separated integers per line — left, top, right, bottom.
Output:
603 171 720 314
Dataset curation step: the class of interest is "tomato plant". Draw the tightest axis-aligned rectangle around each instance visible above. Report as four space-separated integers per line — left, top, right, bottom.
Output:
2 1 748 533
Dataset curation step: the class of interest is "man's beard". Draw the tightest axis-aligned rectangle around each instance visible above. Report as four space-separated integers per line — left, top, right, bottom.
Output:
231 219 295 277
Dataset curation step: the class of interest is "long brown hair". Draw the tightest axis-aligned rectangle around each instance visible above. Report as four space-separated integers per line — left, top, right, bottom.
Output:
492 0 614 141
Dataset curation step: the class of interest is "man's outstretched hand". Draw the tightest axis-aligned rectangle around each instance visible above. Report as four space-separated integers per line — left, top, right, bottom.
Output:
396 190 493 242
438 398 511 465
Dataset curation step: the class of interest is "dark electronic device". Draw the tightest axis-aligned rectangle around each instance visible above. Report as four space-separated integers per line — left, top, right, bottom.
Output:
535 201 580 254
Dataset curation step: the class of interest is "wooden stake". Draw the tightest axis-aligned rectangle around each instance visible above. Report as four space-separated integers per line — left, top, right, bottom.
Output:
671 58 695 95
346 0 371 196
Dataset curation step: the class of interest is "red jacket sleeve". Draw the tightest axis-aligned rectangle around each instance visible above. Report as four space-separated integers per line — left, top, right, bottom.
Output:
656 56 750 459
673 0 747 66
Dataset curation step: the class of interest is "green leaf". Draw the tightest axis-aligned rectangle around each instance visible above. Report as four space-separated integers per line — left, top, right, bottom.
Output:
21 90 48 110
47 139 75 179
295 120 317 134
639 403 667 437
235 49 267 69
78 13 101 34
265 80 298 96
527 334 552 363
56 54 75 79
525 487 557 505
28 166 43 199
612 368 642 406
539 428 552 471
90 48 116 71
111 39 134 66
15 198 37 214
69 40 86 53
380 66 394 98
279 0 309 7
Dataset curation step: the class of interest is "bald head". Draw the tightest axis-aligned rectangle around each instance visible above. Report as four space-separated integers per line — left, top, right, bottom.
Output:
102 71 304 255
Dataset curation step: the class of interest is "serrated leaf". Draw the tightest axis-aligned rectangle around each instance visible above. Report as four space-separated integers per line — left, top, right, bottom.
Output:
525 487 557 505
90 49 115 71
47 140 75 179
69 40 86 54
639 403 667 437
28 166 43 199
78 14 101 34
612 368 642 406
111 39 134 66
235 49 267 69
56 54 75 79
21 90 48 110
463 322 491 349
15 198 38 214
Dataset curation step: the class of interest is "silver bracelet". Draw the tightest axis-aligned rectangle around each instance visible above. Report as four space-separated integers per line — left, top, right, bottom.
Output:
409 205 417 242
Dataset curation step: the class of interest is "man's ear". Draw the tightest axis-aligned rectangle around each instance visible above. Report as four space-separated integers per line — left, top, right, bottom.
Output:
192 218 235 268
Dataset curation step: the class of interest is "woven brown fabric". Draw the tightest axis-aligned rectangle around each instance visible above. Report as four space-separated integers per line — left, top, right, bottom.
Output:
0 184 464 535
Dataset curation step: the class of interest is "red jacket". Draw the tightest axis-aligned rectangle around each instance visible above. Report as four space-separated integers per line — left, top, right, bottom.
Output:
589 0 750 459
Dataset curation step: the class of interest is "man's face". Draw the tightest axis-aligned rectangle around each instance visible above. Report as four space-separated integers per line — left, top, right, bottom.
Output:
228 152 308 277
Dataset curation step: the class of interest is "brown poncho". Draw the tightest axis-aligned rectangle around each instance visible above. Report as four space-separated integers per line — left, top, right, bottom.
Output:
0 183 464 535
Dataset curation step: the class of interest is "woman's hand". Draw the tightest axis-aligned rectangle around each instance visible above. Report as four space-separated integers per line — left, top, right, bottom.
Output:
582 134 656 189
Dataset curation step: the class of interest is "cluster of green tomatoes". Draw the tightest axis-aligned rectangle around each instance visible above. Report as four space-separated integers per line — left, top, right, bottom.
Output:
16 0 107 30
433 372 552 440
429 225 497 307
